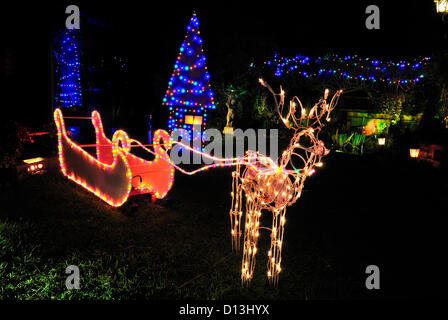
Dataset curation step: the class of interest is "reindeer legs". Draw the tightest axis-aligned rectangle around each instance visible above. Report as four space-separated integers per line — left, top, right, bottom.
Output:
241 200 261 287
230 166 243 252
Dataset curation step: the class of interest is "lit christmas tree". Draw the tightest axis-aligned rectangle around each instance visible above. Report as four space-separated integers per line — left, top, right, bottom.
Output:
163 12 215 142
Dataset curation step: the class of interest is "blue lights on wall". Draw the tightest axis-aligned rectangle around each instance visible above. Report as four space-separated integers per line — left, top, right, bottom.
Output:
54 29 83 108
163 12 215 139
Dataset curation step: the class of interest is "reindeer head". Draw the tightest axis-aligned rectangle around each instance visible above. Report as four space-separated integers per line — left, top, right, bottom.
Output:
259 79 342 175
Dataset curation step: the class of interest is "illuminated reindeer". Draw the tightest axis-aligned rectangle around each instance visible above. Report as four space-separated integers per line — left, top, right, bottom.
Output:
229 79 342 286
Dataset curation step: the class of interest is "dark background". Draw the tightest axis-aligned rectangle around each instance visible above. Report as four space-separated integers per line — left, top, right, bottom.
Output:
1 0 445 128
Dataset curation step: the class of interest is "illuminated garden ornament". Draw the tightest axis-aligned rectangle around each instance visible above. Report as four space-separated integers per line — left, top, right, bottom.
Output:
410 148 420 158
223 87 241 135
230 80 342 286
54 109 132 207
54 108 175 207
23 157 46 175
163 12 215 142
435 0 448 13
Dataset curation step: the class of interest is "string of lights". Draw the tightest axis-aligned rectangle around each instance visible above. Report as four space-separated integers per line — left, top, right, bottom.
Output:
54 108 178 206
163 12 215 141
54 108 133 207
254 52 431 85
91 110 175 199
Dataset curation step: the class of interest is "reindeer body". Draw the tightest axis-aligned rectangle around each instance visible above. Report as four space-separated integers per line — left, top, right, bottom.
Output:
230 81 342 286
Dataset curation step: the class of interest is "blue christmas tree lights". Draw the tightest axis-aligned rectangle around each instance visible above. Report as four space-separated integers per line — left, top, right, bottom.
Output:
163 12 215 140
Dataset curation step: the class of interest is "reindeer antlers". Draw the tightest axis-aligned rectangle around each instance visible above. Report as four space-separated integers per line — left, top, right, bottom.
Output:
259 78 342 130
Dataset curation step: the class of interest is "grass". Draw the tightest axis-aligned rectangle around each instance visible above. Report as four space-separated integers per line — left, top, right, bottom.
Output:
0 152 446 300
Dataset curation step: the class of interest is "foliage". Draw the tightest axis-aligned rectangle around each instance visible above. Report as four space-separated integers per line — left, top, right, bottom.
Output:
252 94 282 129
436 86 448 127
427 52 448 127
254 94 267 117
375 95 403 125
350 132 366 149
331 129 365 154
362 118 390 136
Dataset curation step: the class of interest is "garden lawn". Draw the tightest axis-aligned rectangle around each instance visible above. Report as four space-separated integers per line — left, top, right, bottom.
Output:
0 152 446 299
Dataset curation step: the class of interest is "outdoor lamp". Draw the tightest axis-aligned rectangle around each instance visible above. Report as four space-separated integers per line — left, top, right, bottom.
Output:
409 148 420 158
377 137 386 146
23 157 46 174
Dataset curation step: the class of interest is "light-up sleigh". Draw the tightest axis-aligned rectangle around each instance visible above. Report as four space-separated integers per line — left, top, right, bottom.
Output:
54 108 174 207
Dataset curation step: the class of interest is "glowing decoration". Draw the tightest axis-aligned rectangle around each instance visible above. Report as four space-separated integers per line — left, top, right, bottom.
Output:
410 148 420 158
23 157 46 174
363 118 389 136
257 52 430 85
223 127 234 135
163 12 215 142
91 111 175 199
435 0 448 13
412 144 443 167
230 80 342 286
377 137 386 146
54 108 174 207
54 109 132 206
54 29 83 108
184 115 203 125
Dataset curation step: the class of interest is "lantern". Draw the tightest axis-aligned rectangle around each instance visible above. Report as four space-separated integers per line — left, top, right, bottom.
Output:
23 157 46 174
409 148 420 158
377 138 386 146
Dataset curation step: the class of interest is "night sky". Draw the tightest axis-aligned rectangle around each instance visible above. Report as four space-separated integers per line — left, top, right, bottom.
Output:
1 1 445 127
